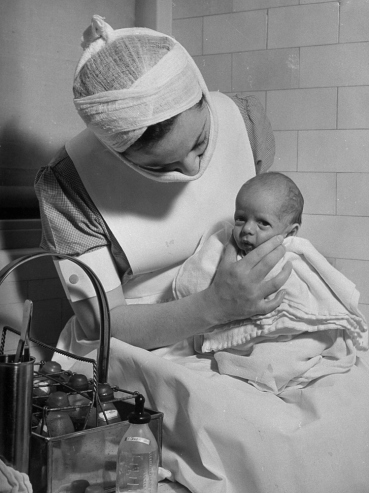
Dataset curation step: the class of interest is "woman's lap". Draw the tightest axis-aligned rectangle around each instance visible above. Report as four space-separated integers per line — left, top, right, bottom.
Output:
104 339 369 493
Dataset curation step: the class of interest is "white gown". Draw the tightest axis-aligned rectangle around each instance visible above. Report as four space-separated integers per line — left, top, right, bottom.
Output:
54 93 369 493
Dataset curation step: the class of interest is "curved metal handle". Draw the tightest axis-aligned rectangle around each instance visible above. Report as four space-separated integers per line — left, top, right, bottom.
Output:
0 252 111 383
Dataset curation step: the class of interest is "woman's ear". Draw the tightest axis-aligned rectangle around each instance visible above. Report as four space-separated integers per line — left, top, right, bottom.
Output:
286 223 300 237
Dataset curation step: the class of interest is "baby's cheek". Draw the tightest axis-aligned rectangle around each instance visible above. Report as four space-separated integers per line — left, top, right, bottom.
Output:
232 228 240 244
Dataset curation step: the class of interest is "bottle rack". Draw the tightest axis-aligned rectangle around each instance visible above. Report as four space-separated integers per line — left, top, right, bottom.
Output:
0 253 163 493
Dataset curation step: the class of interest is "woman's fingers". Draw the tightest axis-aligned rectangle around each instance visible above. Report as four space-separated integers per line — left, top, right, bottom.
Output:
220 235 238 263
255 261 292 315
209 235 290 323
256 289 286 316
237 235 285 274
260 260 292 298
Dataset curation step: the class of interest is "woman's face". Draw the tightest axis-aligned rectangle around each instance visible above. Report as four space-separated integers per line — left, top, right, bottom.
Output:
124 104 210 176
233 184 296 256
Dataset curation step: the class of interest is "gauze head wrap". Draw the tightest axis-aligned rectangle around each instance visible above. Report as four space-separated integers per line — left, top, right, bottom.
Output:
73 17 214 169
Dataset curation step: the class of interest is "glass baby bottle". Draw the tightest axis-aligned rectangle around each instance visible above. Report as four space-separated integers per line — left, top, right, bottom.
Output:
116 394 159 493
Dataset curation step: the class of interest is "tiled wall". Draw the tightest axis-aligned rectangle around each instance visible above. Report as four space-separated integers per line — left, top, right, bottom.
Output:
0 1 171 359
0 0 136 358
0 0 136 218
172 0 369 322
0 247 74 361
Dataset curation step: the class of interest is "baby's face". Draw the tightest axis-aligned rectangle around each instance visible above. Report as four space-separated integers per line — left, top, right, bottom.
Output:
233 184 293 256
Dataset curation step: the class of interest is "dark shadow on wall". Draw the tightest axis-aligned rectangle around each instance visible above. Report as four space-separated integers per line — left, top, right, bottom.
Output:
0 255 74 362
0 121 59 219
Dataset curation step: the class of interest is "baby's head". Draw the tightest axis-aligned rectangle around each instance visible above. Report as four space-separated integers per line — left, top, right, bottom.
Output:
233 172 304 255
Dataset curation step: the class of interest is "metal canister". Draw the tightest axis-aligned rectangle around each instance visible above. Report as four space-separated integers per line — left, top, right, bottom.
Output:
0 354 35 473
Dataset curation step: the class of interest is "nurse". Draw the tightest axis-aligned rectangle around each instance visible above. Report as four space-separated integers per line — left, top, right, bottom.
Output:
34 16 369 493
35 16 290 356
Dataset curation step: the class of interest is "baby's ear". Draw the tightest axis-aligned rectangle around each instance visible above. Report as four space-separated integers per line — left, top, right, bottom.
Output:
286 223 300 237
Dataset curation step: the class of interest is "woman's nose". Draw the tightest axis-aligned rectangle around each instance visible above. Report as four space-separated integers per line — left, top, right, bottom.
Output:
169 152 201 176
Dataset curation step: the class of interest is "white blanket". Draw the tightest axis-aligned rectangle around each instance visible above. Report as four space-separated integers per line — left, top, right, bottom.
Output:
0 459 32 493
65 339 369 493
108 339 369 493
172 223 367 393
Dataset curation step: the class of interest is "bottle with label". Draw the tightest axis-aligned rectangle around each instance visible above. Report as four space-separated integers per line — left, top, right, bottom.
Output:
97 383 121 427
116 394 159 493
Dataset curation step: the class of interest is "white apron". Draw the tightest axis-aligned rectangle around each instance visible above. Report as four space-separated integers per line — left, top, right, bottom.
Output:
54 92 255 360
64 91 255 303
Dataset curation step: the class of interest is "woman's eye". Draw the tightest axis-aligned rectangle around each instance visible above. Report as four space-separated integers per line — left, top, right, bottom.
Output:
196 136 208 151
140 163 170 172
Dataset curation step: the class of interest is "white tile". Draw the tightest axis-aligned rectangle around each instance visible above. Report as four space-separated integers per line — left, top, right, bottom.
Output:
268 3 338 49
299 130 369 173
234 0 298 10
340 0 369 43
267 89 337 131
301 43 369 88
203 11 266 55
172 0 233 19
232 48 299 92
194 54 232 92
173 18 203 56
338 87 369 129
337 173 369 216
299 215 369 260
271 131 298 172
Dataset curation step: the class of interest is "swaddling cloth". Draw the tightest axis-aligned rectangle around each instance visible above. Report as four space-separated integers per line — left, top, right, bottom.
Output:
173 221 368 351
0 459 32 493
173 222 368 392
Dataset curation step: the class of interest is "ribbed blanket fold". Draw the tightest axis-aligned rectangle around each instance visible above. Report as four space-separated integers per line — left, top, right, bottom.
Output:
173 222 368 392
0 459 32 493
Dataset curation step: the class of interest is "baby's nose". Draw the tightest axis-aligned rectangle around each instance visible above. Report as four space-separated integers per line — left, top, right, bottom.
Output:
242 222 255 234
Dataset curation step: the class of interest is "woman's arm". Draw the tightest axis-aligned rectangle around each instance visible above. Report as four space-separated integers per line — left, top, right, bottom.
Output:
71 235 291 350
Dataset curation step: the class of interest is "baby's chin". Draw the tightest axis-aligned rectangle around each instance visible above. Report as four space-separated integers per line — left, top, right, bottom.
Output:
238 244 255 256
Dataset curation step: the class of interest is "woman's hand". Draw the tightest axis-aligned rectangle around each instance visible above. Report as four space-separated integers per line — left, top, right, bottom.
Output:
205 235 292 324
72 235 291 349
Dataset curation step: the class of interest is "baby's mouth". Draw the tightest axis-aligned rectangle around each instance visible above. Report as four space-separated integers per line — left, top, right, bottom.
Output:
240 241 254 255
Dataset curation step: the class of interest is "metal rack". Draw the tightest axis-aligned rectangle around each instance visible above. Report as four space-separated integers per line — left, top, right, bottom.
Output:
0 253 163 493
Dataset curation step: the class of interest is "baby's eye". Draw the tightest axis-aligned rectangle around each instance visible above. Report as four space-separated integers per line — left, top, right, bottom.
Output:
258 220 270 227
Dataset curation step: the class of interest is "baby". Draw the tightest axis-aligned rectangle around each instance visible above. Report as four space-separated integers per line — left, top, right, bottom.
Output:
173 172 368 393
231 172 302 256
